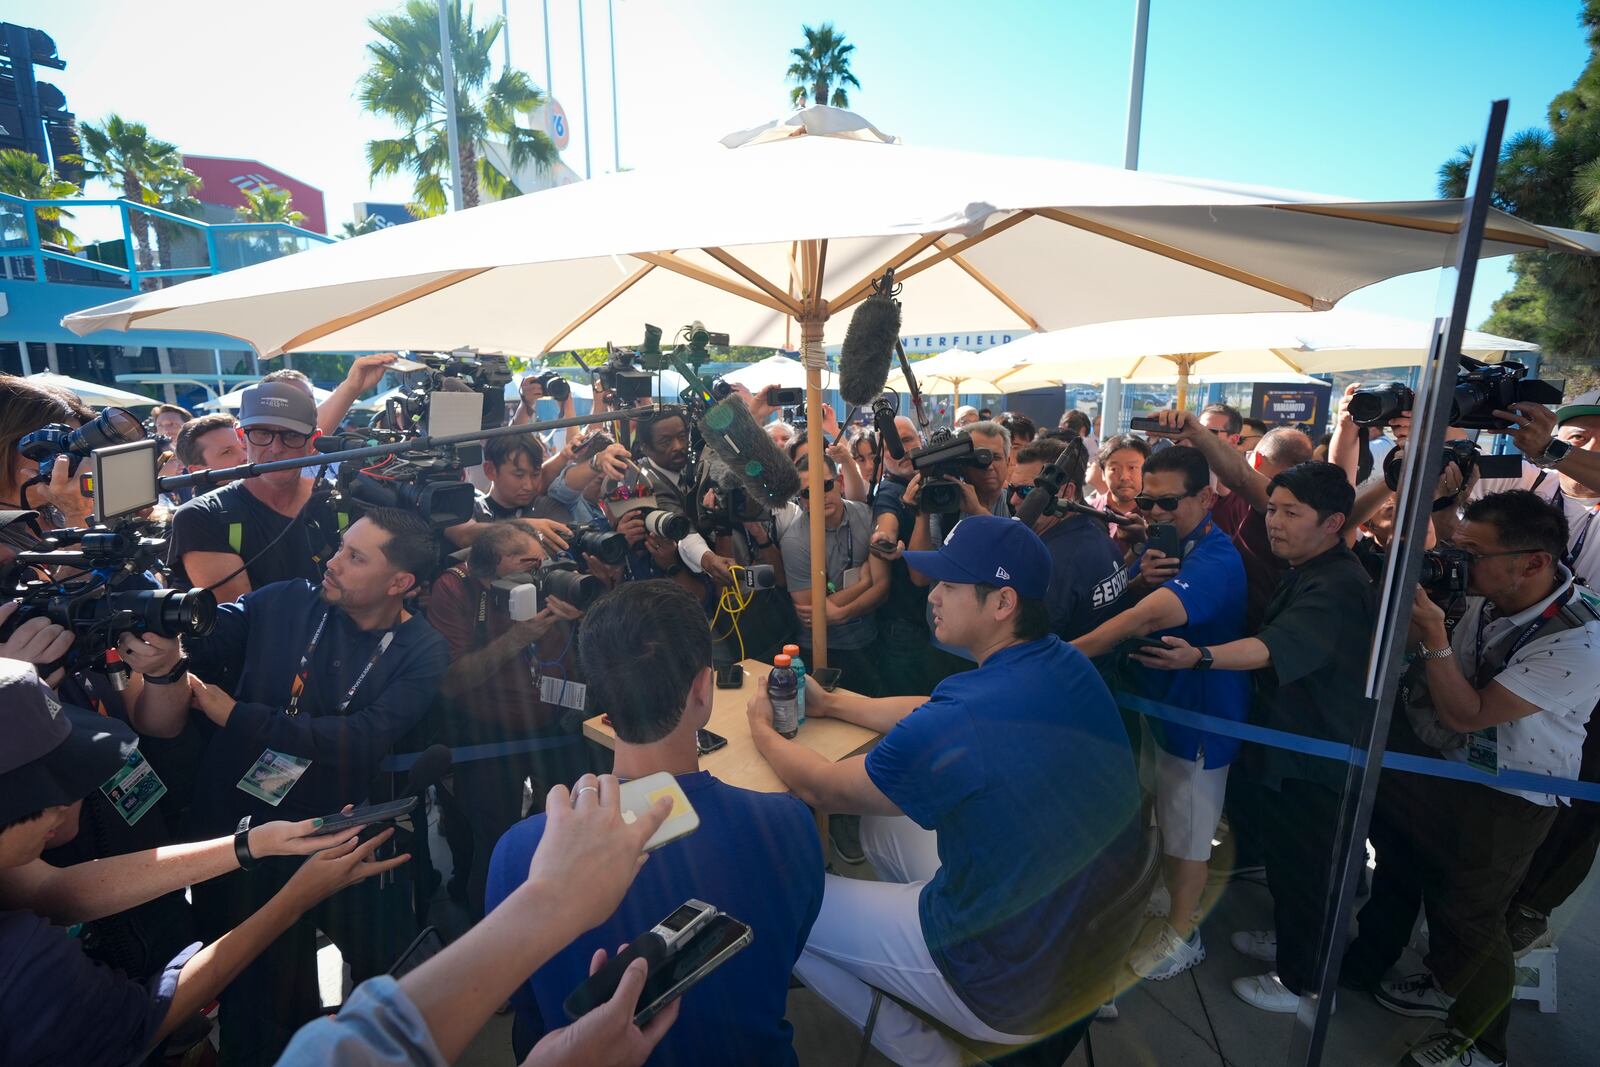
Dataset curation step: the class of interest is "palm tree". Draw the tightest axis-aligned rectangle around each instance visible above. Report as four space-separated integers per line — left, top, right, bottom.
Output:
786 23 860 108
147 158 203 281
0 148 79 247
340 214 387 238
76 115 183 275
236 184 307 227
360 0 555 215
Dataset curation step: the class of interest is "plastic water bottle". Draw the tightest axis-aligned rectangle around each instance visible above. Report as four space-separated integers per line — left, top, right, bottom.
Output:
783 643 807 725
769 655 800 739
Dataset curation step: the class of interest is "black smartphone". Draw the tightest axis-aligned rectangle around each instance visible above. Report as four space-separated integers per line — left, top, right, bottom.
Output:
714 663 744 689
1144 522 1180 559
765 386 804 407
1128 416 1170 434
810 666 843 691
1122 635 1172 652
564 915 754 1026
696 729 728 755
310 795 418 836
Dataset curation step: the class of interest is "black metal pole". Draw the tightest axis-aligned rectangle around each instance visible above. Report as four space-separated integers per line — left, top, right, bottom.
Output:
158 405 664 492
1288 99 1509 1065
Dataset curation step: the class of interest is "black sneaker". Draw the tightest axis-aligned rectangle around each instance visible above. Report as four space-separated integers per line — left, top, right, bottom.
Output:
830 814 865 865
1507 905 1551 958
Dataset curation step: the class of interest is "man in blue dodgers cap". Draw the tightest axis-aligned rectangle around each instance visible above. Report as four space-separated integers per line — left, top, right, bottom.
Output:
749 516 1142 1067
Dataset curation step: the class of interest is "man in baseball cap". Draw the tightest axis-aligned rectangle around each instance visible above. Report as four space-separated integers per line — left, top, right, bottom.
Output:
747 514 1141 1062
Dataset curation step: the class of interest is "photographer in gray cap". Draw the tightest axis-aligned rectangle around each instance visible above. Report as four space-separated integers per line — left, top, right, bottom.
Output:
166 381 347 601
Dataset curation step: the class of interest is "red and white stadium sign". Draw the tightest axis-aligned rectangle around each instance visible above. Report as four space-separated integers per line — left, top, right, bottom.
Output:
182 155 328 234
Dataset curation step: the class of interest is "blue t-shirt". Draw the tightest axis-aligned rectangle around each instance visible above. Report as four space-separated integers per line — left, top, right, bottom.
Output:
486 772 823 1067
1040 514 1126 641
1127 517 1250 766
864 637 1141 1034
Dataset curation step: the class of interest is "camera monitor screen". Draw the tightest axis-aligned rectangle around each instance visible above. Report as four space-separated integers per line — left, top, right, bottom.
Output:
426 390 485 439
92 440 160 523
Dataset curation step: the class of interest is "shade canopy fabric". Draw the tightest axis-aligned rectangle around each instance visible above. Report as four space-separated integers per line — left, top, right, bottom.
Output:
29 373 158 409
62 107 1598 360
201 382 335 411
720 353 840 392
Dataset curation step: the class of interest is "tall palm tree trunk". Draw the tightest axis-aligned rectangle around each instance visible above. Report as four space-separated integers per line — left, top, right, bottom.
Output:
121 172 155 278
814 81 827 105
460 142 480 207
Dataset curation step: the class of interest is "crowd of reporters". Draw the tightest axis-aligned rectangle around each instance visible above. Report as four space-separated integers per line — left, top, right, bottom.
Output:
1 354 1599 1067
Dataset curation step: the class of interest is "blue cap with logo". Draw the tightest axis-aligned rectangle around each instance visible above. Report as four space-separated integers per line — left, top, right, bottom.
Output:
901 515 1052 599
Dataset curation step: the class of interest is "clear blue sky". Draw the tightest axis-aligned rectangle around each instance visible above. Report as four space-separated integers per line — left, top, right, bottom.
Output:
13 0 1593 326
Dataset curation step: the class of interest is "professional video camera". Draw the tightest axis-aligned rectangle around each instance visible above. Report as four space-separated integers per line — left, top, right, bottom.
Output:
385 349 512 434
15 406 146 508
331 447 479 529
908 427 992 513
593 343 657 408
488 560 605 613
1348 357 1563 432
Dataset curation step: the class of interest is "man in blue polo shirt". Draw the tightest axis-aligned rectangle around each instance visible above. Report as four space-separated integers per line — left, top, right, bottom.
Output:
487 580 822 1067
1074 445 1248 983
750 516 1141 1067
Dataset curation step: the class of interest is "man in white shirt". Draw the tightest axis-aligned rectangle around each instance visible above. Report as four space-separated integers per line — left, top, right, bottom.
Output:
1342 489 1600 1067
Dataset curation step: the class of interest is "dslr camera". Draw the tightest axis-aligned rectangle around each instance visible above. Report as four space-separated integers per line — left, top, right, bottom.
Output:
16 407 147 507
489 560 606 613
1358 543 1470 598
909 427 992 513
1348 357 1563 432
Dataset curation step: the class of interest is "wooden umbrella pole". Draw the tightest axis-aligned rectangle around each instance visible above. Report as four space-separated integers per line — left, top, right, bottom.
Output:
799 240 830 667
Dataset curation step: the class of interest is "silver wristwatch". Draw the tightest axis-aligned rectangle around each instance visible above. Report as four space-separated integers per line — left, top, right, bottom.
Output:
1532 438 1573 469
1416 642 1455 661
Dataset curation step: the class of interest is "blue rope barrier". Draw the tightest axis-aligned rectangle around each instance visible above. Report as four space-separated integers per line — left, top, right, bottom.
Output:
1117 691 1600 804
380 734 583 773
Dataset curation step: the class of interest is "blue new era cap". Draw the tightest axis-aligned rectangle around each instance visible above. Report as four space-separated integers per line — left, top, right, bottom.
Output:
902 515 1052 599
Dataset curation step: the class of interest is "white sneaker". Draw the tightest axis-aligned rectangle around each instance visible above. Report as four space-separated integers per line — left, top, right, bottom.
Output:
1231 971 1336 1015
1095 1001 1120 1021
1400 1029 1504 1066
1230 929 1278 963
1145 884 1171 918
1376 971 1455 1020
1128 924 1206 981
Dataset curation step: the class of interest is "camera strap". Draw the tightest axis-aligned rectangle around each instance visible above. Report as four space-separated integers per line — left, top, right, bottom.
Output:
1471 586 1574 689
287 609 397 716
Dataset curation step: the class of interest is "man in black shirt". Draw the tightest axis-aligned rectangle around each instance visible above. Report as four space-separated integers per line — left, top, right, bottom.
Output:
167 382 343 599
474 433 546 521
1134 462 1374 1017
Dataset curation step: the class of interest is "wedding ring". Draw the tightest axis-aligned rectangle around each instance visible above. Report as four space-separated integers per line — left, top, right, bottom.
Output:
573 784 600 804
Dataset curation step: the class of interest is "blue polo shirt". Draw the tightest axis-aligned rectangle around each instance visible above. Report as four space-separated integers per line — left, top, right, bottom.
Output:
184 579 450 837
487 772 823 1067
864 637 1141 1035
1039 514 1126 641
1126 518 1250 767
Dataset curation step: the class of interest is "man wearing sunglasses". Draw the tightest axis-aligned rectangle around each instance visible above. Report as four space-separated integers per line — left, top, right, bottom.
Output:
1072 445 1249 985
167 382 344 602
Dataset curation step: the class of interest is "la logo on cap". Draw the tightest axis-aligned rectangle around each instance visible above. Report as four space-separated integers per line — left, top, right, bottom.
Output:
995 566 1010 580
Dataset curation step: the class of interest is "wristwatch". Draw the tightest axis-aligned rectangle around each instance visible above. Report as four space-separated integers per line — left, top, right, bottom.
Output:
1531 438 1573 469
142 656 189 685
1194 646 1214 670
1416 642 1455 660
234 816 258 871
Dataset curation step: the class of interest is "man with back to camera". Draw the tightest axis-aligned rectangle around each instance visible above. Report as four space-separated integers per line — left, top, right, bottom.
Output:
1005 436 1124 641
166 381 347 601
749 516 1142 1067
118 507 450 1067
486 580 824 1067
1134 462 1376 1018
1072 445 1249 982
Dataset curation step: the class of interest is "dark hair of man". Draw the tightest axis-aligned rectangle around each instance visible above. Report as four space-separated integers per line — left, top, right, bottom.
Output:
579 580 713 744
1142 444 1210 495
1018 436 1089 497
1462 489 1570 561
0 808 44 835
151 403 191 422
1240 417 1268 437
0 376 92 489
174 413 239 468
1015 438 1065 465
1097 432 1150 467
794 451 839 476
999 412 1036 443
1256 426 1315 468
633 410 686 455
1266 461 1356 523
484 433 544 470
1063 410 1092 437
466 522 538 580
974 582 1051 641
1201 403 1243 435
359 507 438 589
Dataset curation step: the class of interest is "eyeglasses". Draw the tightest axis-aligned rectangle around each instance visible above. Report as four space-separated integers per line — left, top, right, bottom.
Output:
1135 489 1199 512
1460 548 1540 565
244 427 311 448
798 479 836 499
1006 483 1035 499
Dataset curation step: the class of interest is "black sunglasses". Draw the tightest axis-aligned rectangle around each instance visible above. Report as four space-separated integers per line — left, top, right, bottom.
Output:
799 479 836 498
1135 489 1199 512
1006 483 1035 498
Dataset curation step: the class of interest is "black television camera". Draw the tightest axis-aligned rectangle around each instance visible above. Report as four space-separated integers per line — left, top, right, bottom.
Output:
1348 357 1564 432
489 561 605 612
593 344 658 409
3 522 216 687
331 447 480 529
385 349 512 435
909 427 992 513
16 407 147 508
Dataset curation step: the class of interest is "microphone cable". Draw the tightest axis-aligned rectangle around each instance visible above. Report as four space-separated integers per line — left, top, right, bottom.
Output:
709 563 757 663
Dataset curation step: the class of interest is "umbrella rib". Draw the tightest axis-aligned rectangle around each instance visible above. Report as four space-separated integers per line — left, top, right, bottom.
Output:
540 258 659 355
879 211 1036 292
1268 347 1307 374
933 238 1042 329
632 251 796 316
830 232 946 311
1032 207 1324 309
269 268 491 355
704 247 803 315
1274 204 1582 251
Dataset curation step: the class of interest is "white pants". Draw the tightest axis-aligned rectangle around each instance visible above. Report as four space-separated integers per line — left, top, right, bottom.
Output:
794 815 1037 1067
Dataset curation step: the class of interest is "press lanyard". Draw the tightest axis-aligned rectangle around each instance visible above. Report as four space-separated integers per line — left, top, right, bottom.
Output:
1472 587 1573 688
286 610 397 716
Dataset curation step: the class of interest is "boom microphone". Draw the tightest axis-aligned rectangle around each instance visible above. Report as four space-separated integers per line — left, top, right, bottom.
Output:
838 275 903 407
698 397 802 507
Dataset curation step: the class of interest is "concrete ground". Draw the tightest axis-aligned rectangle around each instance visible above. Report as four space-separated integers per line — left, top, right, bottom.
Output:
319 812 1600 1066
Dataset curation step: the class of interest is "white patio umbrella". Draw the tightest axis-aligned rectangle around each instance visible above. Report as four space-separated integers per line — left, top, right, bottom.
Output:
721 353 840 392
31 372 157 409
891 348 1022 396
983 308 1541 407
203 382 336 411
60 106 1599 660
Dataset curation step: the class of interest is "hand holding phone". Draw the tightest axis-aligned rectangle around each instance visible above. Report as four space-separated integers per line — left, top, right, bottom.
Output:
310 796 418 836
564 910 754 1025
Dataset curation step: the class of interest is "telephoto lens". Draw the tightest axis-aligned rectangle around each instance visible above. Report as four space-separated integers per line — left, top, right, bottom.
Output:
108 588 218 639
539 562 604 610
534 371 571 402
642 508 692 541
571 527 628 565
1346 383 1414 427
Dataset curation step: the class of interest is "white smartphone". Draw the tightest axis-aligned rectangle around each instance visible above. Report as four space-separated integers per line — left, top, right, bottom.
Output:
619 771 700 851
